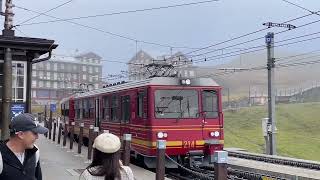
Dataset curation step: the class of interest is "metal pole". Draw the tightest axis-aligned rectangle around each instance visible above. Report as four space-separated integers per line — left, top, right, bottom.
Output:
25 61 32 113
57 122 62 144
266 32 276 155
123 134 132 166
69 121 75 150
49 110 52 139
63 121 68 147
87 125 94 160
77 122 84 154
213 151 228 180
52 120 56 142
156 140 166 180
44 105 48 138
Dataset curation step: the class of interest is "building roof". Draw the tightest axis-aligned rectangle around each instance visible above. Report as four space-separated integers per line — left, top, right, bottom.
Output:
0 35 58 53
128 50 153 63
75 52 102 60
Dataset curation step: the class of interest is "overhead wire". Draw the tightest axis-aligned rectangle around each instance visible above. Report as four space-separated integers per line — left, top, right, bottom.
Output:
16 0 219 27
16 0 74 25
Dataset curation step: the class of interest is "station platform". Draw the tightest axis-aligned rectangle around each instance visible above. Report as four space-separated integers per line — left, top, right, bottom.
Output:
37 135 168 180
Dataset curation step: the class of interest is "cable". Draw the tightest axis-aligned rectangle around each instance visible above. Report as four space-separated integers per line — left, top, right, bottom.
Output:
17 0 74 25
16 0 219 28
178 12 316 57
281 0 315 14
14 5 197 49
276 49 320 61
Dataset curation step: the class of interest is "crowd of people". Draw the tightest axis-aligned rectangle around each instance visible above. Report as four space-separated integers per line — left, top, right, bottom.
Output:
0 113 134 180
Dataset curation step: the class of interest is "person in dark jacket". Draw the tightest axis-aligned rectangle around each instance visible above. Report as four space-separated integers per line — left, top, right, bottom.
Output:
0 113 48 180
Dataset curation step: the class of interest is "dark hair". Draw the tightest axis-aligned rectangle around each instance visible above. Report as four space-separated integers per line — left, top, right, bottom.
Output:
85 148 121 180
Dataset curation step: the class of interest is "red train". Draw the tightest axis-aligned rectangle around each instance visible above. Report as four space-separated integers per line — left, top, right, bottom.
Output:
60 77 224 167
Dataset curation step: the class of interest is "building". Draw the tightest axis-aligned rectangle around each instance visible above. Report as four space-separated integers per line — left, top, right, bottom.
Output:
128 50 195 80
31 52 103 105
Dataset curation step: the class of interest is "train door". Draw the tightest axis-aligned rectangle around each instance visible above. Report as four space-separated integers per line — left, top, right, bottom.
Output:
201 89 220 140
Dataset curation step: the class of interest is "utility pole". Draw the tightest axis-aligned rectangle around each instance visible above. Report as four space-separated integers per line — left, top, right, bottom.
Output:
266 32 276 155
0 0 14 140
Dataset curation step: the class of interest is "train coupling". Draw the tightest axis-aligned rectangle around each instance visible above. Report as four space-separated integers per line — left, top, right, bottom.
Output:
187 150 204 168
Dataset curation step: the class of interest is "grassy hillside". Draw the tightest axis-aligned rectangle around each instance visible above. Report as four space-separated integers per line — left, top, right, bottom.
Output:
224 102 320 161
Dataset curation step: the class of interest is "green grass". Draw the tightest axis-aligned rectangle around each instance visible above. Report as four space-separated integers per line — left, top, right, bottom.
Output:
224 102 320 161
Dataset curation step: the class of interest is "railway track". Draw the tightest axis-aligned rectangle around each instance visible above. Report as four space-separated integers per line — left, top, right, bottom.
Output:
227 150 320 170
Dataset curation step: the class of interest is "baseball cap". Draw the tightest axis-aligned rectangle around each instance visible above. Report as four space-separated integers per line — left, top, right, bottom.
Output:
93 133 121 153
10 113 48 134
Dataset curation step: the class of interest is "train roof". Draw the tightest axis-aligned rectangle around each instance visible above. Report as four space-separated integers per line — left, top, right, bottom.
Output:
69 77 220 99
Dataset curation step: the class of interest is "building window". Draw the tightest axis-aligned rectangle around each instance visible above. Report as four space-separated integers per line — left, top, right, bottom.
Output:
53 82 58 89
95 84 99 89
53 63 57 71
32 80 37 87
89 66 92 73
83 74 87 80
82 66 86 71
11 62 26 102
39 71 43 79
46 81 50 88
60 63 64 70
32 71 36 77
54 72 57 80
46 72 50 79
32 64 36 70
32 90 36 98
39 81 43 87
46 62 50 70
73 74 77 80
89 76 92 82
95 67 99 73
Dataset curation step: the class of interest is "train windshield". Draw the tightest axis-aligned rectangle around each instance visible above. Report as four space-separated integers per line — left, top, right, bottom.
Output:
155 90 199 118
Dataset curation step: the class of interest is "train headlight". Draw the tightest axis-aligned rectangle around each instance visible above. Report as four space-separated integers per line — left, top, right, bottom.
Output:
163 132 168 138
181 79 191 85
210 131 220 137
157 132 164 138
210 132 215 137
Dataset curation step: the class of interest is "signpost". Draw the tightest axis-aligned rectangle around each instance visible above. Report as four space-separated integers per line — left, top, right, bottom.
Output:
11 103 25 120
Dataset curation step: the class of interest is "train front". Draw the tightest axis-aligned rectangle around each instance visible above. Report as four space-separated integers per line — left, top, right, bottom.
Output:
150 78 224 167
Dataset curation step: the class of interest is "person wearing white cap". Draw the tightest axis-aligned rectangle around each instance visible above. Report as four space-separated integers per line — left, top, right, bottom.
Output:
81 133 134 180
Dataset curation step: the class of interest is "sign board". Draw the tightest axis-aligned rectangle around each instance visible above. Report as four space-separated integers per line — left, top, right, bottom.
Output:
50 104 56 112
11 103 25 120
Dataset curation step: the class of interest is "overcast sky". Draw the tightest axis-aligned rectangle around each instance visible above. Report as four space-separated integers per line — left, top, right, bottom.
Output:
4 0 320 76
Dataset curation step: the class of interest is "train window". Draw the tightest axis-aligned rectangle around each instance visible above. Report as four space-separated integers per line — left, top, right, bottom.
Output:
83 99 90 118
110 95 119 122
102 96 110 121
202 90 218 118
121 95 130 123
154 90 199 119
89 98 94 118
75 100 81 119
137 92 144 118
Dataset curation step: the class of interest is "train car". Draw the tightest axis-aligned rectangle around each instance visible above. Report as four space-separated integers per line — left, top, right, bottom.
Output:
61 77 224 168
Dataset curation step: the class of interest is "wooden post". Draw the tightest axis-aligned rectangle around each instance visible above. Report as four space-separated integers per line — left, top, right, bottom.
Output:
69 122 75 150
52 120 57 142
57 122 62 144
156 140 166 180
87 125 94 160
213 151 228 180
78 122 84 154
63 121 68 147
123 134 132 166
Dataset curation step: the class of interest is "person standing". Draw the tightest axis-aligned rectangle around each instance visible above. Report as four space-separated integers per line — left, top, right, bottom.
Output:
81 133 134 180
0 113 48 180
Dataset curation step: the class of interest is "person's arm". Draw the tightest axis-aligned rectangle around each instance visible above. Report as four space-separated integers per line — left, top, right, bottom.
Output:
35 160 42 180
